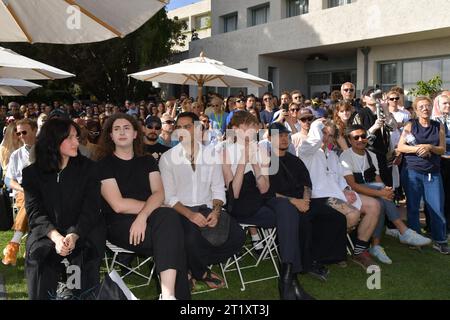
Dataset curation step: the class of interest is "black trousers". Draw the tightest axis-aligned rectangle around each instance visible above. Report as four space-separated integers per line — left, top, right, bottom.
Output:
26 243 102 300
180 206 246 280
310 198 347 264
107 207 190 300
265 198 347 273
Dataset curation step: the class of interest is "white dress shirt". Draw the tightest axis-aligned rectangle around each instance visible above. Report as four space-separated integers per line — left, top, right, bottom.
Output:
299 121 361 209
6 145 31 193
159 142 226 208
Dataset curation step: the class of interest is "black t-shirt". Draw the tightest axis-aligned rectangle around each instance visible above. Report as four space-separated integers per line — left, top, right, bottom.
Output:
268 152 312 199
144 143 171 163
98 154 159 216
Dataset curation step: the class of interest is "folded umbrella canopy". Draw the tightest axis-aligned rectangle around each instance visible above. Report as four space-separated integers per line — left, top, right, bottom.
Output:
0 78 41 96
0 46 75 80
0 0 168 44
129 52 271 103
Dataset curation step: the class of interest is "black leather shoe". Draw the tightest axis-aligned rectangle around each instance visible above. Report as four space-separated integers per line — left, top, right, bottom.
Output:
292 277 315 300
278 263 296 300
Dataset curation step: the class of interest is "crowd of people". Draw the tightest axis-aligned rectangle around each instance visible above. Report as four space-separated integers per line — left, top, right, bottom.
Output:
0 81 449 300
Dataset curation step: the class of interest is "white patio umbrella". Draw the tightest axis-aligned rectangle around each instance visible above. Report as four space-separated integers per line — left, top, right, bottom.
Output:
129 52 272 103
0 0 168 44
0 46 75 80
0 78 41 96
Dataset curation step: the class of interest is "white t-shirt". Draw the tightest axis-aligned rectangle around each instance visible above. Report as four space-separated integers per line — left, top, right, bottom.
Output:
340 148 380 178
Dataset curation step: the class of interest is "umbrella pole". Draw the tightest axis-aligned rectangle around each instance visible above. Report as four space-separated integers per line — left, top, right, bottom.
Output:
197 79 204 112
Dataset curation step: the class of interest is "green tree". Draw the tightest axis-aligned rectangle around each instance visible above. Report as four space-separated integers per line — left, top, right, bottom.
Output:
1 8 186 104
408 75 443 99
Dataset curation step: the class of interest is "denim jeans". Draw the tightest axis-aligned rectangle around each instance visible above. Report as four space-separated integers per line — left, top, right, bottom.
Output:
363 182 401 239
401 169 447 243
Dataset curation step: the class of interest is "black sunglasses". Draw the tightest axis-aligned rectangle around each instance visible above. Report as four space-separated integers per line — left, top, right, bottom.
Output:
146 124 162 130
163 120 174 125
389 97 400 101
300 117 313 122
343 88 354 92
290 108 300 112
350 134 368 140
16 130 27 137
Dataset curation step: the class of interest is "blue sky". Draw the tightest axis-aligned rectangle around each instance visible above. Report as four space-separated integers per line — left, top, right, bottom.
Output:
166 0 202 10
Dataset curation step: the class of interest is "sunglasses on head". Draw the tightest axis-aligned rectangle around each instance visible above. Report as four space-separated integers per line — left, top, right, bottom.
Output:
389 97 400 101
300 117 313 122
146 124 161 130
16 130 27 137
343 88 354 92
350 134 368 140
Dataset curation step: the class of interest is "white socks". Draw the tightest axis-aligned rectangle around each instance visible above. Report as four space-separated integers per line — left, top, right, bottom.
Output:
11 231 23 244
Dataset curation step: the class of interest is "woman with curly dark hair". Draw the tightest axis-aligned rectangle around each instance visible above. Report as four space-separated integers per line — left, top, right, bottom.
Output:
22 118 106 299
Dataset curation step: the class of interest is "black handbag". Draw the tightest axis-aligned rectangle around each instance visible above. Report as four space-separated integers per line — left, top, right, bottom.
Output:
198 205 231 247
0 187 13 231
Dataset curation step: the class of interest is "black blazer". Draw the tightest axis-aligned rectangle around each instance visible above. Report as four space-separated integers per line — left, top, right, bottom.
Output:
22 155 105 261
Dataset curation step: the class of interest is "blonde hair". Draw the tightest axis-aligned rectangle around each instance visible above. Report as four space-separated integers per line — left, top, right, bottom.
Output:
0 123 23 172
413 96 432 110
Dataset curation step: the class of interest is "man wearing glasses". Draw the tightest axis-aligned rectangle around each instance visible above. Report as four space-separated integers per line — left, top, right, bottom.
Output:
159 114 177 148
291 108 314 152
260 92 278 126
143 116 171 163
341 82 362 113
2 119 37 266
226 95 247 127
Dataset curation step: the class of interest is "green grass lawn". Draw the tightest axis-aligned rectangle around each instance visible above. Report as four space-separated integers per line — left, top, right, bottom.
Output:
0 230 449 300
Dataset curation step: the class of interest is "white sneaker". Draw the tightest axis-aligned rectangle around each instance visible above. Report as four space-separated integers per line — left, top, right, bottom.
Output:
369 245 393 264
399 228 432 247
159 294 176 300
385 227 400 239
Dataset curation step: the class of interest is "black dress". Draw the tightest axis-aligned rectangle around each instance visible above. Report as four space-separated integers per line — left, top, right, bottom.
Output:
22 155 106 300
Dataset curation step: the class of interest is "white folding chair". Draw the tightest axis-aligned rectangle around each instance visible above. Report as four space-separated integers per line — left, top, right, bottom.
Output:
222 224 280 291
346 233 355 255
104 241 156 289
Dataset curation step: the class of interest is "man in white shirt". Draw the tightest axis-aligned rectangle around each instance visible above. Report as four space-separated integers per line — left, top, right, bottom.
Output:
340 125 432 265
299 119 381 270
159 112 245 290
3 119 37 266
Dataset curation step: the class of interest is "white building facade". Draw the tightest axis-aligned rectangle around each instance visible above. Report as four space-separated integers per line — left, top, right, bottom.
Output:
188 0 450 98
168 0 211 53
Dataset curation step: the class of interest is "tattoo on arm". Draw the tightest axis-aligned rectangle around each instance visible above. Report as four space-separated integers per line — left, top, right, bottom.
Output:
303 187 312 201
212 199 223 212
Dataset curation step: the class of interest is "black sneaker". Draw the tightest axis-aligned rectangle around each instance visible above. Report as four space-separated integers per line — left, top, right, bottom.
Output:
307 262 329 282
432 242 449 255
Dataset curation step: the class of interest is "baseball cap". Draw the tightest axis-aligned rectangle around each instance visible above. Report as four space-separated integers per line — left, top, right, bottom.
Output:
144 116 162 128
268 122 291 136
49 108 70 120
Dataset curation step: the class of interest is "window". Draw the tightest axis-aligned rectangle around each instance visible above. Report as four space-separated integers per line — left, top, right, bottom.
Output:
379 63 397 93
328 0 352 8
378 57 450 95
250 4 270 27
195 14 210 30
223 13 237 33
287 0 308 17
